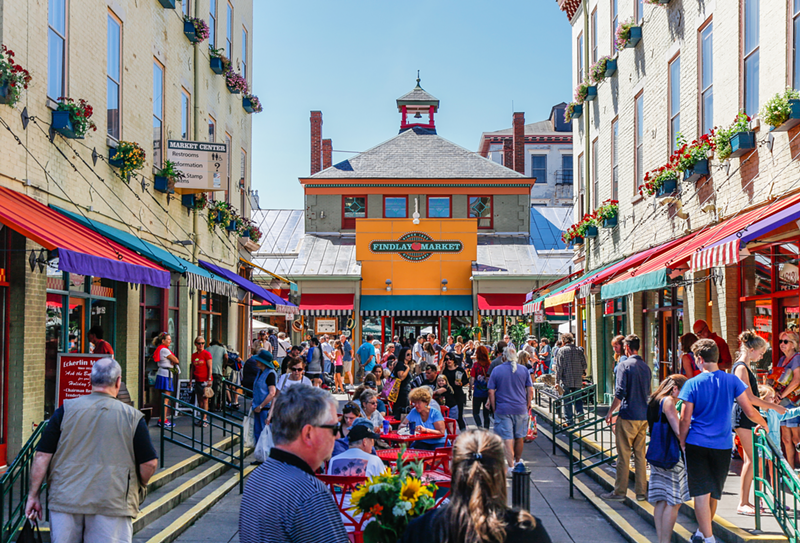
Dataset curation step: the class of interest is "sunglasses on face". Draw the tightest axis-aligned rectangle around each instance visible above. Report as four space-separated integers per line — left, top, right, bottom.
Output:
195 342 205 345
316 422 342 436
781 339 795 345
290 367 304 373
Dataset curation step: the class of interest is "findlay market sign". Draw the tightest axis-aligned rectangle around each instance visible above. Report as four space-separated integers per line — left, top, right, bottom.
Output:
369 232 463 262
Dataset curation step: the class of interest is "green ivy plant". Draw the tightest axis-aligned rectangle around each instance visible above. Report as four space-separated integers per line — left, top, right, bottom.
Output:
761 88 800 129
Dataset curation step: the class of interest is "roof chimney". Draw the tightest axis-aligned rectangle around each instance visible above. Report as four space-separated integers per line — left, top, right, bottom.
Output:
503 139 513 170
322 139 332 170
310 111 322 175
513 112 525 175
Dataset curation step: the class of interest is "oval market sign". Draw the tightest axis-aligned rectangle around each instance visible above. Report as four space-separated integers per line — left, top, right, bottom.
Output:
369 232 463 262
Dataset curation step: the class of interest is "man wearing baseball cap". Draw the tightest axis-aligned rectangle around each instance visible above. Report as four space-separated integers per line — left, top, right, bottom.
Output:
327 418 384 478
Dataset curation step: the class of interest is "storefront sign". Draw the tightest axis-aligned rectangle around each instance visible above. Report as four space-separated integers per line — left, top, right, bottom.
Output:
166 140 229 194
369 232 463 262
316 318 338 335
533 310 545 323
55 354 109 406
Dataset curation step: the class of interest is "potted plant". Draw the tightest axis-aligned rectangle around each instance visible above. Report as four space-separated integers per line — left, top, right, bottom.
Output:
578 214 599 238
209 47 229 75
183 15 209 44
52 98 97 139
673 132 715 183
181 194 196 209
349 451 438 543
0 44 32 107
574 80 596 103
562 224 584 247
645 0 671 4
193 192 209 210
590 56 616 83
640 165 679 198
108 141 146 180
565 102 583 122
714 112 753 160
762 88 800 132
226 213 240 232
248 224 263 243
224 68 247 94
597 199 619 228
154 160 185 193
157 0 176 8
207 200 232 231
616 19 642 51
242 94 262 113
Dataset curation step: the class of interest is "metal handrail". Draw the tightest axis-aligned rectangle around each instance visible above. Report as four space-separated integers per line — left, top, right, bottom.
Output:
160 394 246 493
221 379 252 421
567 412 619 498
0 421 48 543
552 384 598 455
753 427 800 539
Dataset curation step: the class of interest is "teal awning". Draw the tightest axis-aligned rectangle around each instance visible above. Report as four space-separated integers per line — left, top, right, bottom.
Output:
52 206 237 297
601 269 669 300
360 295 473 316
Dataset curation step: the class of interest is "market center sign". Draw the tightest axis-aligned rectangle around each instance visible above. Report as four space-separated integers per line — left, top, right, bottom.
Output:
369 232 463 262
167 140 229 194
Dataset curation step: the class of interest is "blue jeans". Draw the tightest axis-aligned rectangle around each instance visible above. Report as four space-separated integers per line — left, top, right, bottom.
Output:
563 387 584 424
253 408 269 444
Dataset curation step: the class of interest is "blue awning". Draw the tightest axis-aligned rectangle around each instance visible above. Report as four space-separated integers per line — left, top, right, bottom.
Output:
360 295 473 316
600 269 669 300
52 206 237 297
199 260 298 314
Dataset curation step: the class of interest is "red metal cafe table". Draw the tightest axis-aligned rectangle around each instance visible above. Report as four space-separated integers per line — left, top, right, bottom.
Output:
379 431 437 446
376 448 436 464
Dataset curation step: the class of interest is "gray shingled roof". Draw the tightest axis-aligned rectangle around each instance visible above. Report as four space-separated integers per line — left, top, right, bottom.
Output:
475 236 572 277
396 85 440 108
309 127 530 179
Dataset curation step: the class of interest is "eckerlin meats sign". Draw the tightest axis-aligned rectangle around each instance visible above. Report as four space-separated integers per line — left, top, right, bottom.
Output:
369 232 463 262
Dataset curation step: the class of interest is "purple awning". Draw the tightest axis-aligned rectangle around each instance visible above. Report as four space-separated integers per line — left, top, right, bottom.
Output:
58 249 170 289
198 260 298 313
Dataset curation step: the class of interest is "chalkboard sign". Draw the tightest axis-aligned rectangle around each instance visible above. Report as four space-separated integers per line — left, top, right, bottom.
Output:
176 379 195 413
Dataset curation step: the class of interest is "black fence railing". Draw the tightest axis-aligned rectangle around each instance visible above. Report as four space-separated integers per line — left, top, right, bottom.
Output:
221 380 252 422
160 394 246 493
554 169 574 185
551 385 598 455
0 421 47 543
568 413 618 499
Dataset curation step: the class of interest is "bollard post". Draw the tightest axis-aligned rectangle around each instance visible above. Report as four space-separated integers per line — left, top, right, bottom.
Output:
511 463 530 511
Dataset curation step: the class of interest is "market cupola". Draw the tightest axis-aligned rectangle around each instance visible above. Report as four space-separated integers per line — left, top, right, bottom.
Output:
396 73 439 134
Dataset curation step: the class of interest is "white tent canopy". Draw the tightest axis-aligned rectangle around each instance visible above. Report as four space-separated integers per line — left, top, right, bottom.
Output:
252 319 278 333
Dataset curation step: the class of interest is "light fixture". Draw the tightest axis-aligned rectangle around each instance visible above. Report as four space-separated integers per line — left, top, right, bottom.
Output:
441 279 448 292
173 240 194 246
385 279 392 292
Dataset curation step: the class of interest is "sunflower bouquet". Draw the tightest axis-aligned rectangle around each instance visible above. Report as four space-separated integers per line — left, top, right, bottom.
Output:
350 449 438 543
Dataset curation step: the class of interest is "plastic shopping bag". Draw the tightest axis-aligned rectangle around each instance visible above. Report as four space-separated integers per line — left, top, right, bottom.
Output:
524 411 538 443
243 408 255 449
254 425 274 463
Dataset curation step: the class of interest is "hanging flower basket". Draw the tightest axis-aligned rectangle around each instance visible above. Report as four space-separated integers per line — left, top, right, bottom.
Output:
210 57 224 74
108 141 146 180
51 110 79 139
683 158 709 184
54 98 97 139
605 58 617 77
0 82 10 105
242 94 262 113
774 99 800 132
153 176 171 193
584 225 599 237
157 0 176 8
596 199 619 228
602 217 618 228
571 236 584 246
226 219 239 232
0 44 32 107
729 131 756 158
585 85 598 102
225 68 247 95
656 178 678 197
183 16 209 44
181 194 196 209
565 103 582 122
616 20 641 50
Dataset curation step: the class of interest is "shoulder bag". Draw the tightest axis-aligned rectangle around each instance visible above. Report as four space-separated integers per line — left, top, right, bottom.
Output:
645 400 681 469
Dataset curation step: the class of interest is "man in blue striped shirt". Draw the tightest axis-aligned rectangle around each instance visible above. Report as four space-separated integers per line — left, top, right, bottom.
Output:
239 385 348 543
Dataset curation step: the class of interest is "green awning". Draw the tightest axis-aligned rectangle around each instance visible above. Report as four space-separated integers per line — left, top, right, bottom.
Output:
360 295 472 316
601 269 669 300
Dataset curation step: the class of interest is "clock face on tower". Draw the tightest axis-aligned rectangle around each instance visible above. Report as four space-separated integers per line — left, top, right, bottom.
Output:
369 232 463 262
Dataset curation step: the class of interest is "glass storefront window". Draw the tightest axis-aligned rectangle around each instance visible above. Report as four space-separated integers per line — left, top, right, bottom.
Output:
777 243 800 292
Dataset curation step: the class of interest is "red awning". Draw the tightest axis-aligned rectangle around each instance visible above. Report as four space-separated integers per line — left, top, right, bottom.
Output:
0 188 169 288
478 294 527 315
299 294 354 316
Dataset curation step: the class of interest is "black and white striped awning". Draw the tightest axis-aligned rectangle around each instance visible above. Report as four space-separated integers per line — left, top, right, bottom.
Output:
360 309 473 317
185 271 238 298
479 309 524 316
300 309 350 316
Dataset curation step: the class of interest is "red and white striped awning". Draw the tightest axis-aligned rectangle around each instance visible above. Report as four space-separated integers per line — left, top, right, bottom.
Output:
691 240 741 272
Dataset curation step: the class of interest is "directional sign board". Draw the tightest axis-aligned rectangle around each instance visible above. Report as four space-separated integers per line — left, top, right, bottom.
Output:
167 140 229 194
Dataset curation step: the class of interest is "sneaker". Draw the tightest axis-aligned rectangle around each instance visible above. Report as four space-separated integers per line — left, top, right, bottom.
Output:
690 535 704 543
600 492 625 501
636 494 646 502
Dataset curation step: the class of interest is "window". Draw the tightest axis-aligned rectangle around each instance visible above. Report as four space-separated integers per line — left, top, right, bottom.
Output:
469 196 492 229
342 196 366 229
241 27 248 81
107 13 121 140
181 89 190 140
427 196 451 218
182 0 190 16
611 0 618 54
209 0 217 49
577 33 583 82
611 118 619 200
198 291 224 345
384 197 407 218
208 115 216 142
635 0 643 23
48 0 67 100
153 61 164 167
669 55 681 152
560 155 573 184
531 155 547 184
592 138 599 209
700 22 714 134
794 1 800 89
577 153 584 218
743 0 759 116
226 2 233 57
592 8 597 64
634 92 644 192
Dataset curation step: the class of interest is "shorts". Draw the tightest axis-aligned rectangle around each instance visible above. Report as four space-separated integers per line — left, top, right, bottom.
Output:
50 511 132 543
194 382 208 400
306 372 321 380
493 413 529 440
344 360 352 372
684 443 732 500
334 365 343 375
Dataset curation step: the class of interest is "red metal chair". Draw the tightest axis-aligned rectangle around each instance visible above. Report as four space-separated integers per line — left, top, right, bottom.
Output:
316 475 369 543
425 446 452 475
443 417 457 445
440 405 450 418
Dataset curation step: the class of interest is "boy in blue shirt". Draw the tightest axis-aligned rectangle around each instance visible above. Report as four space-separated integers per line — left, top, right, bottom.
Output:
679 339 768 543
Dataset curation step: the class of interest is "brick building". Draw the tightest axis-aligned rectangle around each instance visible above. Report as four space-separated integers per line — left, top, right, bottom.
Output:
0 0 282 462
541 0 800 397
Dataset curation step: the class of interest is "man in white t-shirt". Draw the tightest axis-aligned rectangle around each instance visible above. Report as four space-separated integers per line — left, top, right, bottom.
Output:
412 336 425 365
276 332 290 371
321 335 335 375
327 420 384 477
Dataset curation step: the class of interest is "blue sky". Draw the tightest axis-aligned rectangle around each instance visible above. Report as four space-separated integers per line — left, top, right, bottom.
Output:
250 1 572 210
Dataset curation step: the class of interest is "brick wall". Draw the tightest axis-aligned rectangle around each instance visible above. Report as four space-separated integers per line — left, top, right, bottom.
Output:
513 112 525 174
310 111 322 175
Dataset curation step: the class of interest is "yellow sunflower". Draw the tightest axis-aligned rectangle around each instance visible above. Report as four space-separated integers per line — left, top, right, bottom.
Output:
350 483 370 512
399 477 433 509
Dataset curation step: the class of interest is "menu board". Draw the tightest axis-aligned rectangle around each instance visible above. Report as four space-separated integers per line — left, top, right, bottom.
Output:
56 354 110 406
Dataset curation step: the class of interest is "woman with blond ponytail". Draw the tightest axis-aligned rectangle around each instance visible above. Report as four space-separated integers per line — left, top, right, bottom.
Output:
400 429 552 543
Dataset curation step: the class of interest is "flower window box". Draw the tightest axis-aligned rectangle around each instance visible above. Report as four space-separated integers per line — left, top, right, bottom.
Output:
0 82 10 105
226 219 239 232
241 229 250 238
772 99 800 133
570 104 583 121
571 236 584 247
729 131 756 158
210 57 224 74
181 194 196 209
108 148 125 168
604 59 617 77
227 84 241 95
626 26 642 48
584 225 599 238
602 217 618 228
656 178 678 197
51 110 82 139
585 86 598 102
157 0 176 8
184 21 200 43
242 96 255 113
154 176 174 194
683 159 709 184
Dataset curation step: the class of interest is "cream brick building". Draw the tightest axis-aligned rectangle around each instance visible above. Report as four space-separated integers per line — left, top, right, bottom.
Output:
0 0 260 461
556 0 800 396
